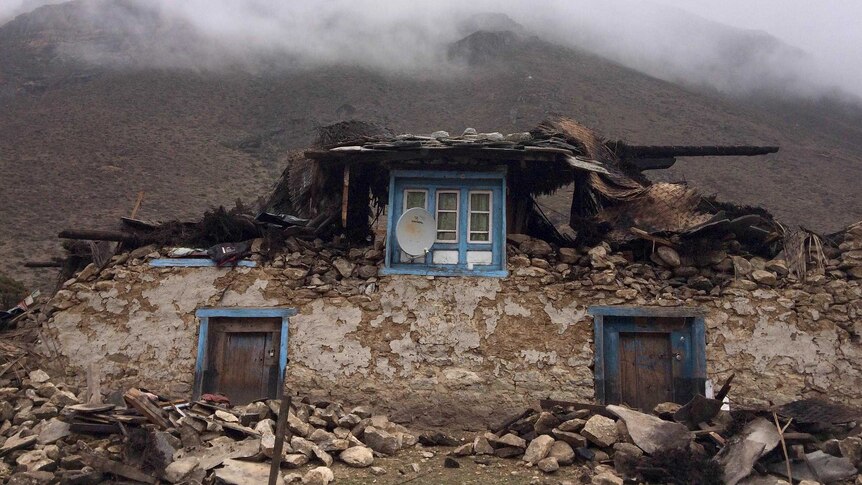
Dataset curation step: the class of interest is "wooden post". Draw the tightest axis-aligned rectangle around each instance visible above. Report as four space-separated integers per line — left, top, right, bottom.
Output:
268 364 291 485
58 229 138 244
341 165 350 228
86 364 102 405
130 191 145 219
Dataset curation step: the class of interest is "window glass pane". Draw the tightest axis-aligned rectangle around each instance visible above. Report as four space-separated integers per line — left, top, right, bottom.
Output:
438 192 458 210
405 191 426 209
437 212 457 231
470 232 489 242
437 231 457 241
470 193 490 212
470 213 489 232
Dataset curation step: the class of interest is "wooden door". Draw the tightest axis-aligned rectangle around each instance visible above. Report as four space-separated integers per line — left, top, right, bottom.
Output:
204 318 281 405
619 332 673 411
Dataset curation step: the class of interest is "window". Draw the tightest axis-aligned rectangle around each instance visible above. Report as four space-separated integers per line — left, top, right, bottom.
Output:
383 169 508 277
435 191 459 242
468 191 492 243
403 190 427 211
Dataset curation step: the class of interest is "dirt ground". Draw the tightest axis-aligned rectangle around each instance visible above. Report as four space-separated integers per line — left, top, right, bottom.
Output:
329 447 592 485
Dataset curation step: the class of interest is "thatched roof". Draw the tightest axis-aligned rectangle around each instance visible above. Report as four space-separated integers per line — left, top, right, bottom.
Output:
263 116 623 217
259 116 780 249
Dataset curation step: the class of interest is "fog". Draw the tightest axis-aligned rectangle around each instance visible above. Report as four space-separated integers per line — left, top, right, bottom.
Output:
1 0 860 100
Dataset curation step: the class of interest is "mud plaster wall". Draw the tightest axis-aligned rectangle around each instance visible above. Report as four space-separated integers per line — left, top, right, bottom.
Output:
43 262 862 429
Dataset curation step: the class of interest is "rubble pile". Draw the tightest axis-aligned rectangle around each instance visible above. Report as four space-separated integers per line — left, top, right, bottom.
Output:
504 223 862 301
452 396 862 485
839 222 862 280
45 219 862 315
0 368 417 484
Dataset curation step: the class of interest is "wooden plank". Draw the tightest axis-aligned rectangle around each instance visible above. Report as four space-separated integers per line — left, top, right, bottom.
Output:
268 366 291 485
130 191 145 219
86 363 102 405
79 450 157 484
58 229 137 244
341 165 350 228
619 332 673 411
123 388 170 429
619 333 638 408
630 227 676 247
208 316 282 405
589 306 707 318
209 318 281 333
220 332 269 405
612 144 779 159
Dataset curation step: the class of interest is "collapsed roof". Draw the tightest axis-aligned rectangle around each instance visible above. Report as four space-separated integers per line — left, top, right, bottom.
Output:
263 116 780 247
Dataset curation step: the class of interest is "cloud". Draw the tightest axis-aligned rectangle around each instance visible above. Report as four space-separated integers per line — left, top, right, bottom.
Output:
2 0 859 100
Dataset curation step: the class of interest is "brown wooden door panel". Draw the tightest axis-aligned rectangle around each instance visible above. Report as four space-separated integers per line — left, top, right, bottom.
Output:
204 317 281 405
619 332 673 411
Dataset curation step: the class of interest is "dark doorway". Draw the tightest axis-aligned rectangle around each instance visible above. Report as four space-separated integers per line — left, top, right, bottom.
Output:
591 306 706 411
202 317 281 405
619 332 674 411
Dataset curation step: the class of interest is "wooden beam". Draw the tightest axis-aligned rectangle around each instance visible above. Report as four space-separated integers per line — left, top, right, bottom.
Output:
268 366 291 485
611 143 779 159
341 165 350 228
130 191 145 219
123 388 170 429
79 449 157 484
86 363 102 405
58 229 138 244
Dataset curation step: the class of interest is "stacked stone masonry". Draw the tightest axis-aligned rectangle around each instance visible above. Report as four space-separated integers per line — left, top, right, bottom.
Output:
44 222 862 428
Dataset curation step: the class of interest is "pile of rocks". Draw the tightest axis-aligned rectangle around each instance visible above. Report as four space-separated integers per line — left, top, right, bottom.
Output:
55 220 862 312
839 222 862 280
450 400 862 485
0 367 416 485
504 224 862 304
0 368 112 484
164 395 417 484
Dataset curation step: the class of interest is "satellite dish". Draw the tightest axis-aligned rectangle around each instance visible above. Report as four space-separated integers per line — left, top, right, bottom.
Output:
396 208 436 257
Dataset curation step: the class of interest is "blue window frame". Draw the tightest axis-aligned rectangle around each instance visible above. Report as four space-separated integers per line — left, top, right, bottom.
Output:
382 169 507 277
193 307 295 400
589 306 706 408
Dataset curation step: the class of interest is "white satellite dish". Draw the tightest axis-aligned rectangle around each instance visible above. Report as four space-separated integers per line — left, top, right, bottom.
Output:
396 208 436 257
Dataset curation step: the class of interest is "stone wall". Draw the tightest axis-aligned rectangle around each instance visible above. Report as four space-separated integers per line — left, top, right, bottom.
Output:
42 223 862 429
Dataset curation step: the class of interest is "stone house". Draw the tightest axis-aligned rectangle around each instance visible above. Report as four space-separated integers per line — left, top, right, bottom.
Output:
42 118 862 428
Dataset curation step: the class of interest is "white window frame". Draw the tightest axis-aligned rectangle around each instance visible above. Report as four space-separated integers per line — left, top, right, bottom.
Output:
468 190 493 244
435 190 460 243
402 189 428 211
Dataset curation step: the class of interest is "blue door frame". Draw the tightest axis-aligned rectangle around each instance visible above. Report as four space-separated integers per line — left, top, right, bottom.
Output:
193 307 296 400
589 306 706 406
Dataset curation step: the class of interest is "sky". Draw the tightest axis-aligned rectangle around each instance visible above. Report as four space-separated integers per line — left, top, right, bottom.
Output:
656 0 862 94
0 0 860 99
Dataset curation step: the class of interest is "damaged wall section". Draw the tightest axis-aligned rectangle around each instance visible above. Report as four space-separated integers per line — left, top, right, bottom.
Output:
42 231 862 428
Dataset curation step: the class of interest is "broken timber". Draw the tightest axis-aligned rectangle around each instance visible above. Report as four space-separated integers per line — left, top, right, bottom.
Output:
58 229 138 244
123 388 170 429
79 447 157 484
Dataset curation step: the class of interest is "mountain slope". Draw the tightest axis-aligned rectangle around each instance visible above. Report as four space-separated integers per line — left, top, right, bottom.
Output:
1 2 861 290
